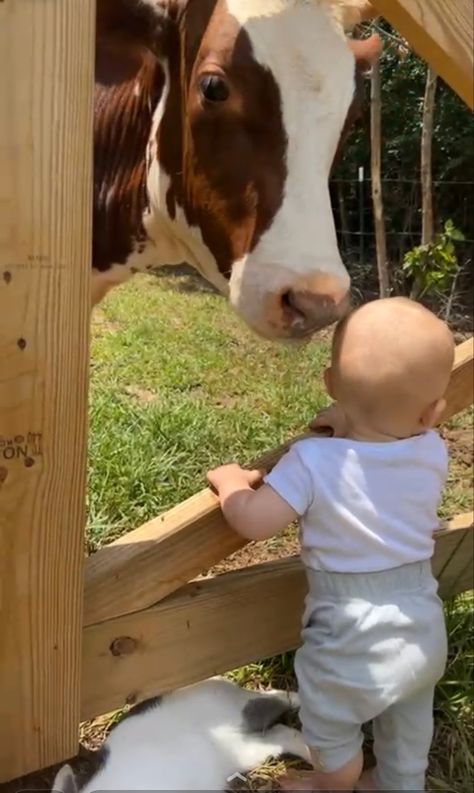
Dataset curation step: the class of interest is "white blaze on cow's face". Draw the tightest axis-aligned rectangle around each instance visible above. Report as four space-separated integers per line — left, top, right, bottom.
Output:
225 0 354 339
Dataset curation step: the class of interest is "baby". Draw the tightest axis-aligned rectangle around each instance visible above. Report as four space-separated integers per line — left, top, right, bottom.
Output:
208 297 455 792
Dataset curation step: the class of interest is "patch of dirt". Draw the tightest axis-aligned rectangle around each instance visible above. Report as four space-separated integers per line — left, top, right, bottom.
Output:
91 308 121 334
124 385 158 405
209 527 299 577
214 394 241 409
441 426 473 470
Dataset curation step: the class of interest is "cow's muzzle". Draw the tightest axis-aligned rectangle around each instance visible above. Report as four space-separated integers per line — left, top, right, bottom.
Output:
229 263 351 340
280 287 350 338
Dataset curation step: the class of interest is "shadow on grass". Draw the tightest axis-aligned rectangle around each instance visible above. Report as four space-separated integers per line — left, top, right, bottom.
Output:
151 263 223 296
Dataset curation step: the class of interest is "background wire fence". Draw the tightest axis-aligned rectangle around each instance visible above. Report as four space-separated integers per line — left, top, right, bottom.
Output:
329 175 474 316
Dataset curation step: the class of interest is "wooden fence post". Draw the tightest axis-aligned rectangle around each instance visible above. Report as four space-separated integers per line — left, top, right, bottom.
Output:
0 0 95 781
371 0 474 110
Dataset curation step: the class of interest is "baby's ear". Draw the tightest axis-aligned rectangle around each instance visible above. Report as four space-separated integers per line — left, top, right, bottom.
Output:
420 398 446 429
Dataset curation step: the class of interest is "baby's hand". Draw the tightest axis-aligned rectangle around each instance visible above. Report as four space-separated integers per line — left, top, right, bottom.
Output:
309 404 347 438
207 463 264 495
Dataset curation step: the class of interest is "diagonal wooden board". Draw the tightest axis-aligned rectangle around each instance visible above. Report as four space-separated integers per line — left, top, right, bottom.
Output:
81 512 473 721
84 338 473 627
372 0 474 109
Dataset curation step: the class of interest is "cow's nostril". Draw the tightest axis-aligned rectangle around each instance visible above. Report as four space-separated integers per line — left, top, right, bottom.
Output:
281 288 348 336
281 289 307 328
281 290 293 311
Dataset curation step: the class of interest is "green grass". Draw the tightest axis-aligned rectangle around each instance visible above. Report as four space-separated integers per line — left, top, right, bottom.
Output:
430 595 474 792
88 271 473 791
88 272 331 549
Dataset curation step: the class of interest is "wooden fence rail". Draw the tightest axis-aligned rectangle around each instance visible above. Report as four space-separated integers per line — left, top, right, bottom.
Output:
81 511 473 721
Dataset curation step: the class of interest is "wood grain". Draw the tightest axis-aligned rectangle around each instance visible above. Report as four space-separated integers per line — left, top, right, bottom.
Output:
372 0 473 108
82 513 473 721
82 556 307 721
440 337 473 424
433 511 474 597
0 0 94 782
84 338 473 627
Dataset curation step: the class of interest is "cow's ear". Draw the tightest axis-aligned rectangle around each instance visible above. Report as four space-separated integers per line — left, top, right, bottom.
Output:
349 33 383 72
96 0 170 84
96 0 169 50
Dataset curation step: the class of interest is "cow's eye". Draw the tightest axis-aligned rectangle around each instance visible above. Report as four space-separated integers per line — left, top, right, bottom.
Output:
199 74 230 103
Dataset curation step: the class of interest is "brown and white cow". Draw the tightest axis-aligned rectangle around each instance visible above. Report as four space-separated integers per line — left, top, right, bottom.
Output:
93 0 381 339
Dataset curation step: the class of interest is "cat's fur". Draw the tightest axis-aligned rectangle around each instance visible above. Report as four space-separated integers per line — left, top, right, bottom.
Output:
52 677 310 791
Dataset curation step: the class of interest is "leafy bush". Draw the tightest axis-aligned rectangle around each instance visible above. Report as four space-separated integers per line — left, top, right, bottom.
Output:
403 220 465 298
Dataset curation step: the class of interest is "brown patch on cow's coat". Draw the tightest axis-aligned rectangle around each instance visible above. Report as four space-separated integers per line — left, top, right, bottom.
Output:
158 0 287 277
94 1 167 271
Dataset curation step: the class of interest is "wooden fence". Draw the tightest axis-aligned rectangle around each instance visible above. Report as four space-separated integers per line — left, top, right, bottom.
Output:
0 0 472 783
83 338 473 719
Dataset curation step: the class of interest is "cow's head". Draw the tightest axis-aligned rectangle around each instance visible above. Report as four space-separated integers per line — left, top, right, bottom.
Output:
98 0 381 339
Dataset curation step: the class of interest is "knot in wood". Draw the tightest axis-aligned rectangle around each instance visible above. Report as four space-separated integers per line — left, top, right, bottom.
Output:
110 636 137 657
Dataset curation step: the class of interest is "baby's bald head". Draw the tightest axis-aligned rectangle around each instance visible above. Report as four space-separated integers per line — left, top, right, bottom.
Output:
328 298 455 438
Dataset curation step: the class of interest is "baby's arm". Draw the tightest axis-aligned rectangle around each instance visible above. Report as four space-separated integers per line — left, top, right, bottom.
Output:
207 463 298 541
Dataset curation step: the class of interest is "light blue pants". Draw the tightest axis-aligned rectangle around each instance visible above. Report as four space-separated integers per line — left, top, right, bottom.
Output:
295 561 447 790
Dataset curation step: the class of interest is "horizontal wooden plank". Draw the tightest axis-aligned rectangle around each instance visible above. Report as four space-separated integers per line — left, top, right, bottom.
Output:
82 513 473 721
440 337 473 424
433 512 474 598
84 338 473 626
82 555 306 721
439 529 473 599
372 0 474 109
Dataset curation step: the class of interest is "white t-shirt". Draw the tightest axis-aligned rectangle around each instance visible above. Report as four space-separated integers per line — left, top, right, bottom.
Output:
264 430 448 573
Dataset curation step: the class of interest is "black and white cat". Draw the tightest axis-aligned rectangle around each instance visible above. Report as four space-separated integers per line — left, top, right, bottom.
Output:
52 677 310 792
